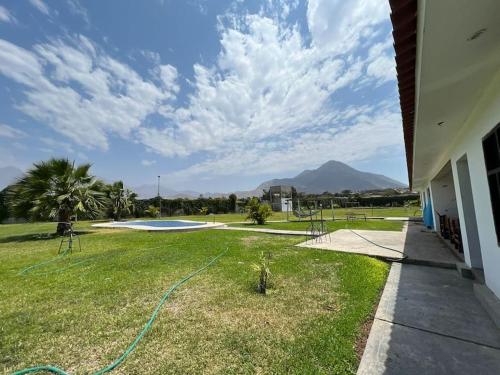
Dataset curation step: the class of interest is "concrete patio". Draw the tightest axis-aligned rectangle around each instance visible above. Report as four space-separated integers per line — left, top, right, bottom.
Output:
297 222 458 267
295 220 500 373
357 263 500 374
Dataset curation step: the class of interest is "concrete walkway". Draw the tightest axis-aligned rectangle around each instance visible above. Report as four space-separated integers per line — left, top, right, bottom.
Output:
358 263 500 374
297 222 458 267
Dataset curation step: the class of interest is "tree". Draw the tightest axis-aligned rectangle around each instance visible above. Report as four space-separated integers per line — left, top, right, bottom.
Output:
246 197 272 225
106 181 137 220
8 158 106 235
228 193 237 213
0 188 9 223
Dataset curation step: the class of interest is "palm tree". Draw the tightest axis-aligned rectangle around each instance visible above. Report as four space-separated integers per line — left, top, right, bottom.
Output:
106 181 137 221
8 158 106 235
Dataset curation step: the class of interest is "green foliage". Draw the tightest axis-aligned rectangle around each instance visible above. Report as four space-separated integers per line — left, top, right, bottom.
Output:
145 205 160 217
105 181 137 220
7 158 106 233
199 206 208 216
136 196 252 217
228 193 237 212
245 197 272 225
251 251 272 294
0 189 9 223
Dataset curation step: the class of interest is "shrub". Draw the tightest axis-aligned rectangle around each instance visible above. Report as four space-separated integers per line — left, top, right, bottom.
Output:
245 198 272 225
251 251 272 294
145 205 160 217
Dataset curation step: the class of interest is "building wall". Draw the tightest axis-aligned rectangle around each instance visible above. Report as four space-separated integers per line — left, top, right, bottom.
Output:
420 71 500 298
430 166 459 231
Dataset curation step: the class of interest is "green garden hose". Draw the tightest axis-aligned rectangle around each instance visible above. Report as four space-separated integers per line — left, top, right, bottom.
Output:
18 244 166 276
12 247 228 375
18 247 71 276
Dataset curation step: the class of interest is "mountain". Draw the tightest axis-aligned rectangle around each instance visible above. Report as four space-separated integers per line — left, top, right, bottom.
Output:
132 160 406 199
250 160 406 195
132 184 227 199
133 184 200 199
0 166 23 190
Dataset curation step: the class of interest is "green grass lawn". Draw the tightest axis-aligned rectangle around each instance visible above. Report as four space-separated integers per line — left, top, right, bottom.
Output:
228 219 404 232
300 206 421 220
0 221 389 374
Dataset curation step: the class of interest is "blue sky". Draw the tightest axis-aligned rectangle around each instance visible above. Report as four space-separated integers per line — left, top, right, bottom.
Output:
0 0 407 192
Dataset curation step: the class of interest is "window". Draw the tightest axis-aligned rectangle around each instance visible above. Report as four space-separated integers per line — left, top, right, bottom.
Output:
483 123 500 243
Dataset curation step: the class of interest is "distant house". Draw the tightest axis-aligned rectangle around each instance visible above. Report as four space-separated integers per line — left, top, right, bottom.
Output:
269 185 292 212
390 0 500 306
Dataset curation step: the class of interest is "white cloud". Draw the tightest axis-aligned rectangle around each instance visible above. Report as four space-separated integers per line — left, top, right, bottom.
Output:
141 6 397 184
0 0 399 186
279 0 299 19
39 137 88 160
307 0 389 53
157 64 179 92
0 6 16 23
366 54 395 84
0 124 27 138
140 14 368 158
0 36 179 151
140 50 161 64
40 137 74 154
167 108 403 182
66 0 90 25
364 37 396 85
141 159 156 166
29 0 50 15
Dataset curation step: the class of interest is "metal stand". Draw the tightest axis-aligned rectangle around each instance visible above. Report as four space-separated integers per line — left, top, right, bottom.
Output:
58 222 81 254
305 205 331 244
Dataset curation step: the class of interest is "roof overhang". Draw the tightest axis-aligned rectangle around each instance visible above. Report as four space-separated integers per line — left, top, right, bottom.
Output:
389 0 417 187
390 0 500 190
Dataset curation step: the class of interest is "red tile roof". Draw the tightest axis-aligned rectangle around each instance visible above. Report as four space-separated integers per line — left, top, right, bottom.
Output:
389 0 417 187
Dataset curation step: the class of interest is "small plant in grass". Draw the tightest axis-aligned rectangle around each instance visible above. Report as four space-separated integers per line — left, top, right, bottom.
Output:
246 197 272 225
252 251 272 294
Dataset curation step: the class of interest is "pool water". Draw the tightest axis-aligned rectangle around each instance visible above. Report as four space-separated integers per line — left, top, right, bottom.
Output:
113 220 205 228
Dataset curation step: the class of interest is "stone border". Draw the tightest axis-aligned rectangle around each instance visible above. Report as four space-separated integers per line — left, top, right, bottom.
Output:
92 219 225 232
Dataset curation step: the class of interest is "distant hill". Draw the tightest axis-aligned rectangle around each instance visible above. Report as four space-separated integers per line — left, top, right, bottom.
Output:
133 184 200 199
241 160 406 197
0 166 23 190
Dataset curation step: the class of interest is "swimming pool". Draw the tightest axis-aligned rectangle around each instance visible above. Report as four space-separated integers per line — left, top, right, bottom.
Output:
113 220 205 228
92 219 224 231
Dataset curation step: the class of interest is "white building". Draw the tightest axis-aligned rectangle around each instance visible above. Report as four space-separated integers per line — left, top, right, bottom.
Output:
391 0 500 312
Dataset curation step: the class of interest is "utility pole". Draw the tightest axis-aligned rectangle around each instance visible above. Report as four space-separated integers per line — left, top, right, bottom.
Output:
331 199 335 221
157 175 161 218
